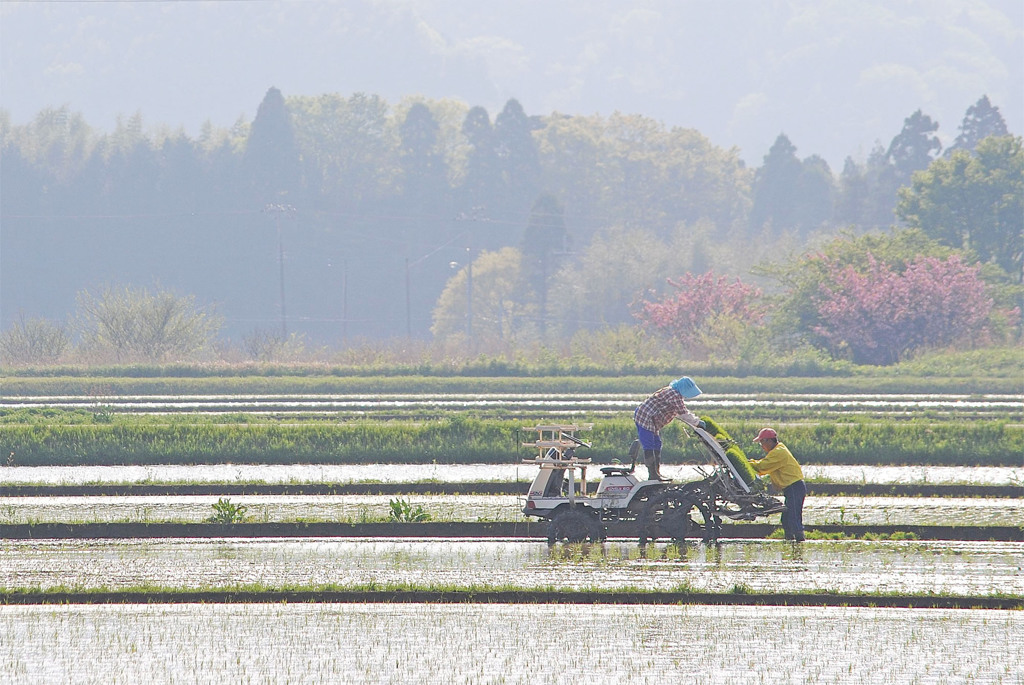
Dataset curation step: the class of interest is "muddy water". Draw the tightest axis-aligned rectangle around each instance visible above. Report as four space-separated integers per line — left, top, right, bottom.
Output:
0 463 1019 486
0 494 1020 526
0 538 1020 596
1 603 1019 684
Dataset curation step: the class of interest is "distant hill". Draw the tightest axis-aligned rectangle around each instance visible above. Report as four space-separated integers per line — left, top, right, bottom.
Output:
1 0 1020 169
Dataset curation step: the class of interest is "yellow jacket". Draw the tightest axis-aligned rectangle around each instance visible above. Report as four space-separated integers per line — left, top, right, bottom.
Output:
748 442 803 490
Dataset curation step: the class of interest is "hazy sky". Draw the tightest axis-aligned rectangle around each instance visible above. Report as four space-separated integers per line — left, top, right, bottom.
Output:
1 0 1021 170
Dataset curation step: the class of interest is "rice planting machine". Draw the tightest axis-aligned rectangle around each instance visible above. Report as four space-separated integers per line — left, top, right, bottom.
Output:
520 419 786 544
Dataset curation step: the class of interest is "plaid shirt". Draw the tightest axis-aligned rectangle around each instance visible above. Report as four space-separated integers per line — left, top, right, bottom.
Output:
634 386 699 432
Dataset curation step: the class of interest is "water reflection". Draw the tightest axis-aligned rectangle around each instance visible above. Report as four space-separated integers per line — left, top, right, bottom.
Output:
781 541 805 563
546 542 604 562
701 543 724 567
2 538 1021 596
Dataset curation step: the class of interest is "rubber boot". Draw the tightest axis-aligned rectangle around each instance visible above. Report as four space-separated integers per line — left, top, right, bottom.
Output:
644 450 671 481
653 449 671 481
643 449 660 481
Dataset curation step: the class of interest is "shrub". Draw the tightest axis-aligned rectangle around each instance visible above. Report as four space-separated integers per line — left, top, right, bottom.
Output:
388 498 431 522
73 284 222 363
0 315 70 366
206 497 247 524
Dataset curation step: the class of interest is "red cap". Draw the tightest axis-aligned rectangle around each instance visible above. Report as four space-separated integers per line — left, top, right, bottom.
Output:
752 428 777 443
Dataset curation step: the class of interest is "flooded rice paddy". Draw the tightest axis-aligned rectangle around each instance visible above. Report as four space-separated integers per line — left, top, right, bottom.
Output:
6 391 1022 416
0 463 1019 486
1 602 1019 684
0 494 1020 527
2 393 1018 683
1 537 1021 596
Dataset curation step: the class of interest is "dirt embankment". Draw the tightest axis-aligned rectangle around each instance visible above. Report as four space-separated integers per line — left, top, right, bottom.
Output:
1 588 1018 610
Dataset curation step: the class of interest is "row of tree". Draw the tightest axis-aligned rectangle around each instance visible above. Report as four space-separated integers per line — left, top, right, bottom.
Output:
750 99 1012 237
0 91 1019 345
3 91 1011 229
2 227 1016 367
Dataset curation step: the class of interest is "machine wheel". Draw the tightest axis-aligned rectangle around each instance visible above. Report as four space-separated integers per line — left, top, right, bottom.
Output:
639 488 711 545
547 508 604 545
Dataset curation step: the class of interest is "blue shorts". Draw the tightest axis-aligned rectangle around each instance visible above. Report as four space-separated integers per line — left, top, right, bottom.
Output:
635 423 662 451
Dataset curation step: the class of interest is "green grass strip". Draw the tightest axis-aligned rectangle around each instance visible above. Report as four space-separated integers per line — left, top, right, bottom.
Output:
2 372 1023 396
1 416 1021 466
1 584 1019 609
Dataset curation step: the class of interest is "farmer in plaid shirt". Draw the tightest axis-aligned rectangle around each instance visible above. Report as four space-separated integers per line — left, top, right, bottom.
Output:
634 377 706 481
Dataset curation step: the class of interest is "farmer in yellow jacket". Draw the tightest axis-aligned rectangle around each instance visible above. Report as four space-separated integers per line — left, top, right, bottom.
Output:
750 428 805 541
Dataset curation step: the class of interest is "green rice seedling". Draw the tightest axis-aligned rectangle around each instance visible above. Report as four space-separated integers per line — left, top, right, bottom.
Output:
133 506 153 524
823 506 860 528
1 600 1021 682
804 530 851 540
887 531 919 541
861 531 922 541
1 505 16 524
700 416 758 485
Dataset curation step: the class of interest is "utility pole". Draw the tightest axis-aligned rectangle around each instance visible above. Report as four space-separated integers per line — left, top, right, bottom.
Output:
465 241 473 342
405 233 468 341
277 218 287 338
405 257 412 339
263 203 296 339
455 207 488 351
341 259 349 344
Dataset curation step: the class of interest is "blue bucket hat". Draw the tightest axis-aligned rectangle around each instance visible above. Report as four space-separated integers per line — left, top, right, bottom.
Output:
670 376 702 399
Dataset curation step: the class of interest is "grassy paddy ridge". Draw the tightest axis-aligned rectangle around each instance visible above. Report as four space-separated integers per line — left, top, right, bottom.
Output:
1 415 1021 466
2 356 1023 393
2 586 1020 610
2 481 1018 498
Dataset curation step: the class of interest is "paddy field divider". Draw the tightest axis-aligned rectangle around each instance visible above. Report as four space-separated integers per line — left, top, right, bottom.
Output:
1 521 1019 541
0 588 1019 610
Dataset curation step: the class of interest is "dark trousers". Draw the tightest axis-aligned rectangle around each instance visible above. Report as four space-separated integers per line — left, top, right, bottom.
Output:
782 480 806 541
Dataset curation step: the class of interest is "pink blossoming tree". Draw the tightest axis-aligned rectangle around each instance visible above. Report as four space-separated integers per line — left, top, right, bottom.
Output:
812 254 993 365
635 271 764 359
